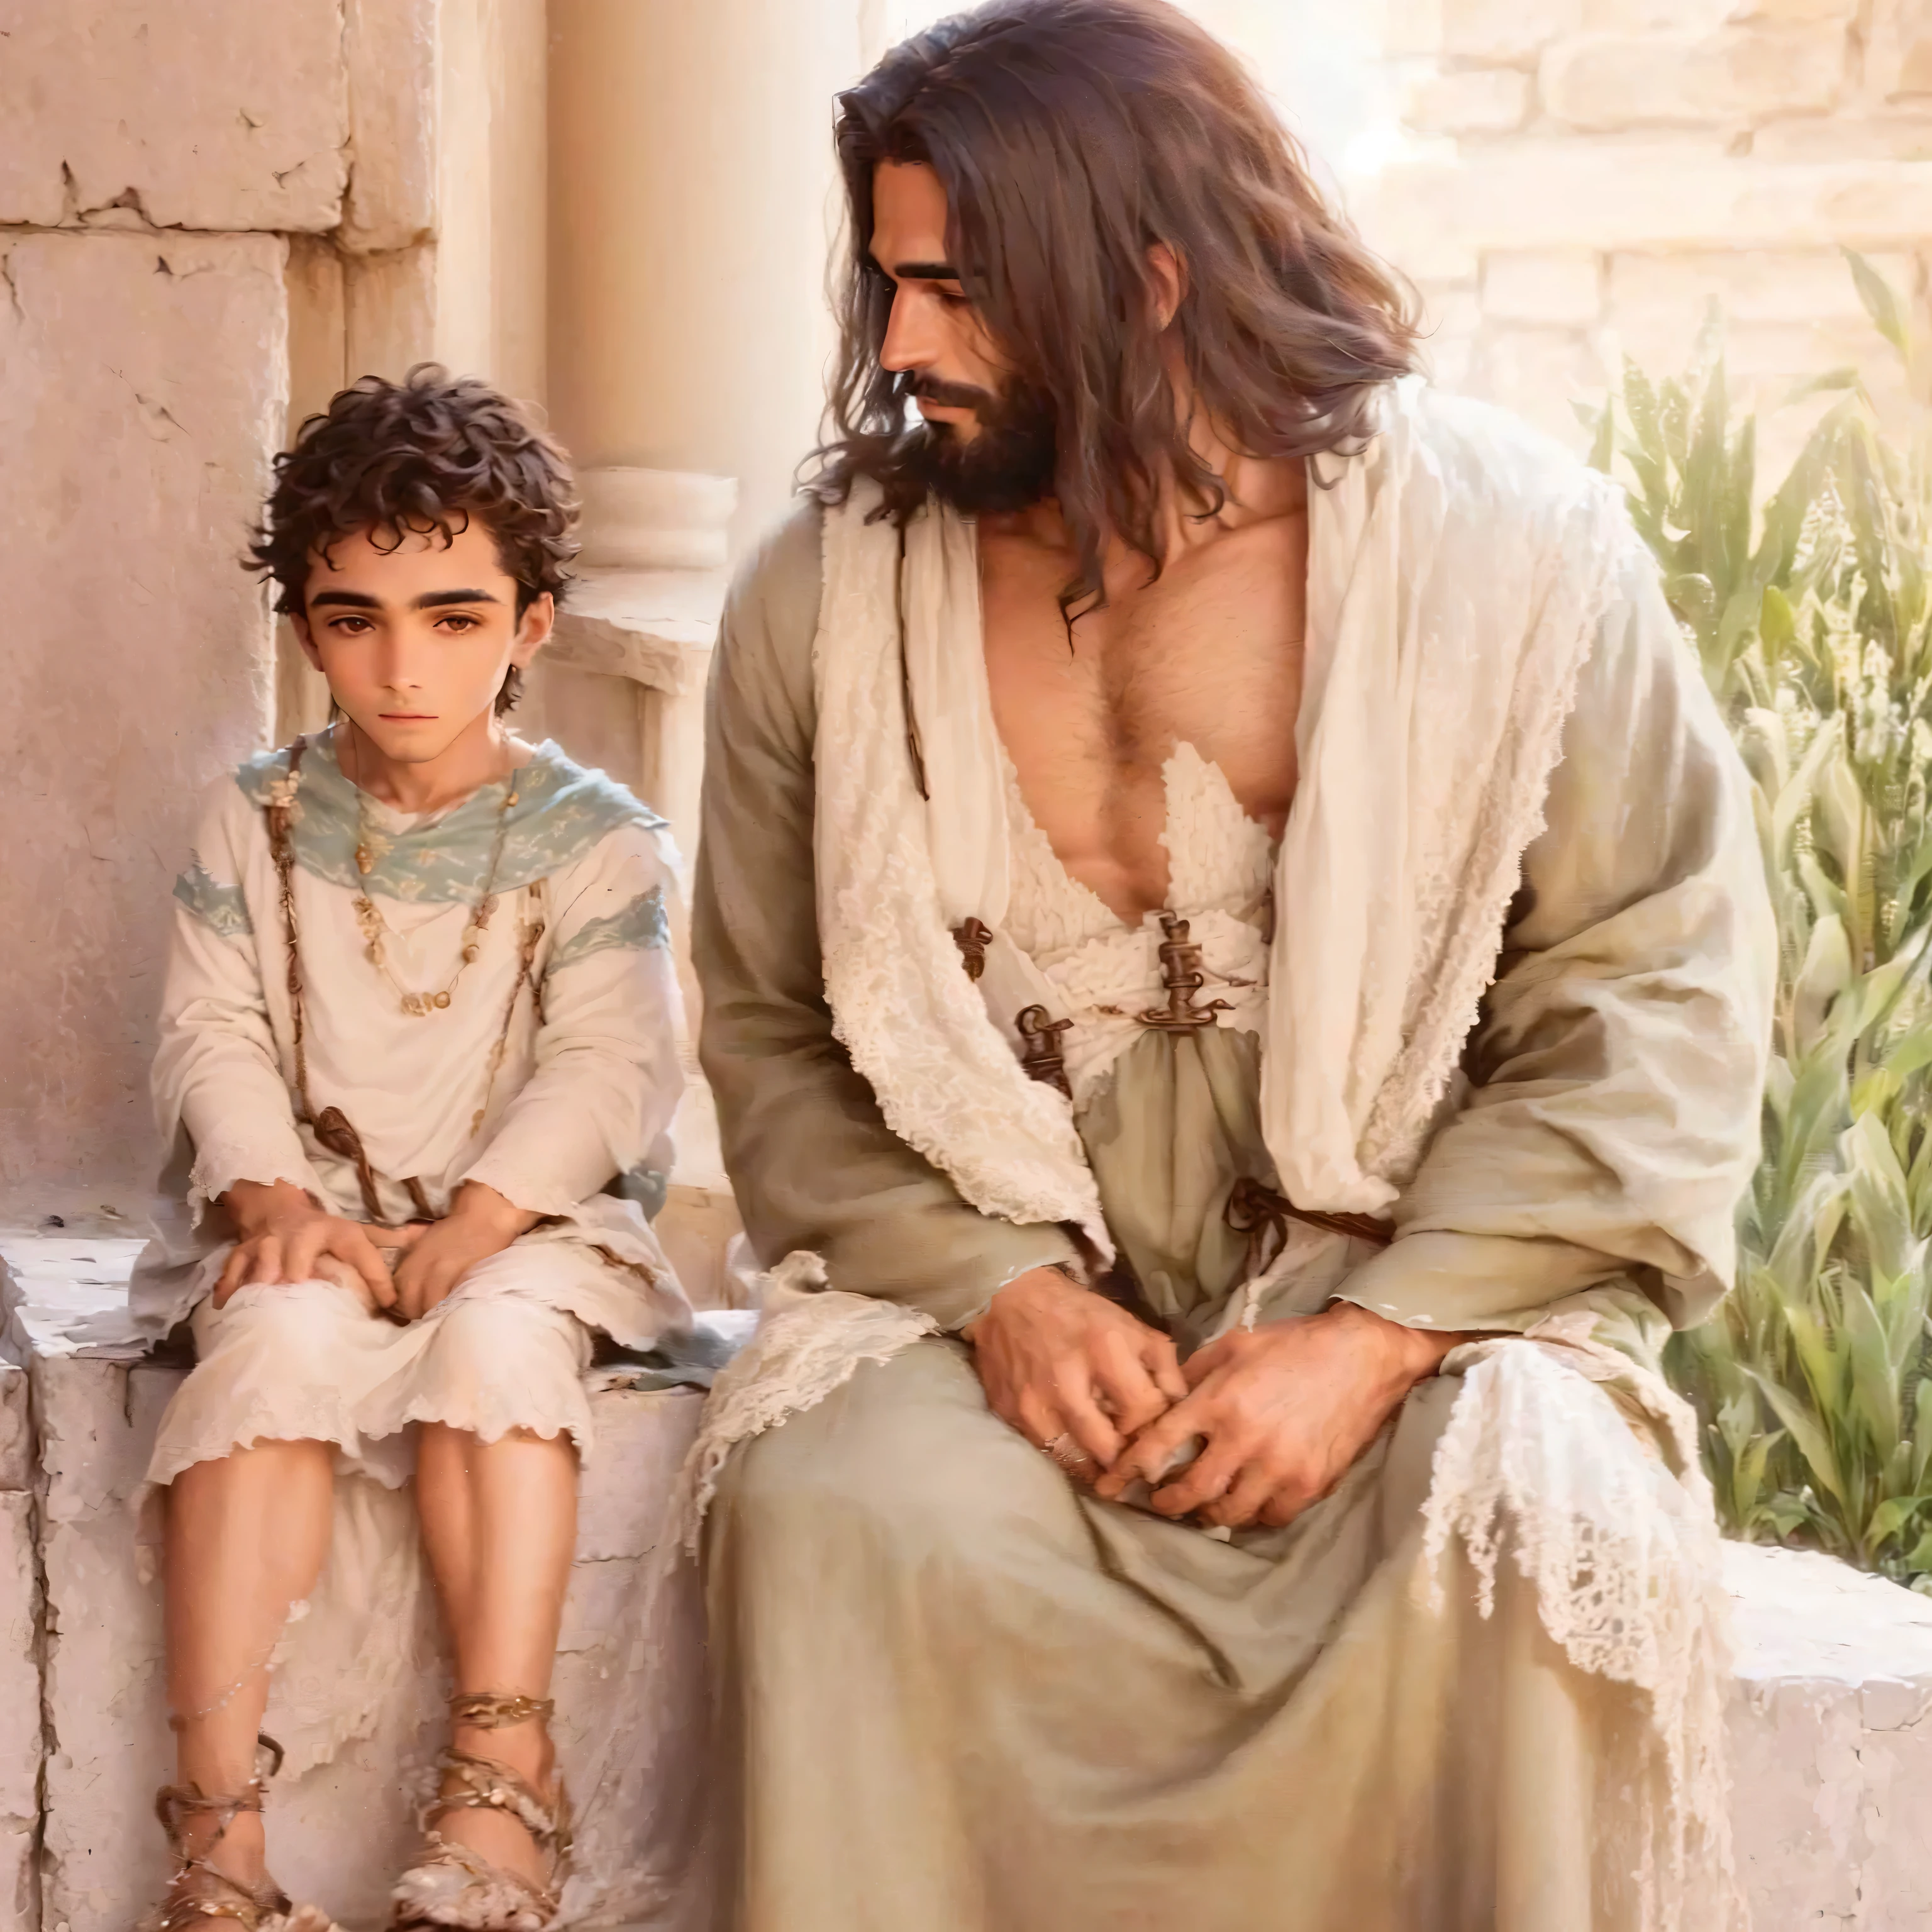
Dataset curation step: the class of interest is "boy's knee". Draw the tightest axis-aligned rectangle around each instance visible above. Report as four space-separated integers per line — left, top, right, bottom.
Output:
201 1278 371 1364
423 1294 586 1382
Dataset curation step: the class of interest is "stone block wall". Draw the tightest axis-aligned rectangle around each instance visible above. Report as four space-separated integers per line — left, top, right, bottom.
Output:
0 0 450 1216
1359 0 1932 465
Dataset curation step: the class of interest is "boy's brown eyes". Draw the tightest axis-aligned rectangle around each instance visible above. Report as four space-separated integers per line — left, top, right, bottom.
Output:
326 614 483 633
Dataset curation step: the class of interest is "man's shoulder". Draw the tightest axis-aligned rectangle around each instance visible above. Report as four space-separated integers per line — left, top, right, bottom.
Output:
728 493 826 614
1401 384 1608 515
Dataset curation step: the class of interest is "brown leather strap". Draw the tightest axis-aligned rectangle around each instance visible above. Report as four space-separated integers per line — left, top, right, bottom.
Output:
895 522 930 801
262 738 431 1228
1225 1177 1391 1281
450 1692 555 1729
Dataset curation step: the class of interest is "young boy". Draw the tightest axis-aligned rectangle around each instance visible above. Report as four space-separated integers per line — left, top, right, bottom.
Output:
130 366 691 1932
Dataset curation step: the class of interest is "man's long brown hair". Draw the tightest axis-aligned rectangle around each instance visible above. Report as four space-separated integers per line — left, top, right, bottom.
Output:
813 0 1419 612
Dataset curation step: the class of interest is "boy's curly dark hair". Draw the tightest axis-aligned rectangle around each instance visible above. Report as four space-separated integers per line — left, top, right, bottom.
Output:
249 365 579 713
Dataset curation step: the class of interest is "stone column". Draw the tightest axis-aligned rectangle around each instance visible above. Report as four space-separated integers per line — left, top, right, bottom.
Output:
547 0 866 557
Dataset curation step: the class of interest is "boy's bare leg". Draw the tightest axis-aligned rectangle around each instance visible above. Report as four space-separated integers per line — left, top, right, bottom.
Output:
415 1423 579 1885
165 1441 336 1885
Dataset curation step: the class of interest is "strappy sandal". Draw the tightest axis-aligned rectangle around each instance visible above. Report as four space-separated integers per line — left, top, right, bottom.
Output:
391 1694 572 1932
142 1735 294 1932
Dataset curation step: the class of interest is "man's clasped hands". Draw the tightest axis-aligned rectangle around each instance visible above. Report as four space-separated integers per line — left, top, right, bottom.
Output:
214 1177 541 1322
962 1265 1460 1533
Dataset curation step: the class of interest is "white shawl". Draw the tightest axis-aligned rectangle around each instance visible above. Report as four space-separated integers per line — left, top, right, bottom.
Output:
811 379 1633 1245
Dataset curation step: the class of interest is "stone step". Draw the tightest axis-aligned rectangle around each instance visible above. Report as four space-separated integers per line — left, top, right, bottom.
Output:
4 1231 1932 1928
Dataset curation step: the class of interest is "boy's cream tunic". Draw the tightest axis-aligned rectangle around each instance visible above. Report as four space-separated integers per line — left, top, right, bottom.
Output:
692 385 1777 1931
132 733 692 1772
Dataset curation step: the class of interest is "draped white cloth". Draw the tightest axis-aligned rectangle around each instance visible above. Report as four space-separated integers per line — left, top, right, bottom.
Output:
814 380 1639 1253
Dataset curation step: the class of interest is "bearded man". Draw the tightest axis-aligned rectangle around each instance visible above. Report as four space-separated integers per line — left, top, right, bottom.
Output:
688 4 1774 1928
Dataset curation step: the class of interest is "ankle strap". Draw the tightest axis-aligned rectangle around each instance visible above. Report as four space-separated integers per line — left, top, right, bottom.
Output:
154 1735 285 1853
449 1691 554 1731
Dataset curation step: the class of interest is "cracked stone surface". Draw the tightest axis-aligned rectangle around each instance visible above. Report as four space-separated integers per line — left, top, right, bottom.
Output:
0 230 282 1195
340 0 436 252
0 1370 36 1932
0 0 348 230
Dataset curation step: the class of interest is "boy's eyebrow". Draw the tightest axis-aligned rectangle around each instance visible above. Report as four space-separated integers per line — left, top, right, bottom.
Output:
306 587 502 611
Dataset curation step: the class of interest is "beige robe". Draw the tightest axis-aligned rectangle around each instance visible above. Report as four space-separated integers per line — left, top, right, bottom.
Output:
691 387 1775 1932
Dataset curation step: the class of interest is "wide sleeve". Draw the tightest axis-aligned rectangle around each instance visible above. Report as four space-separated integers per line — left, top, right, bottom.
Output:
154 780 327 1219
1335 534 1777 1336
694 499 1079 1328
460 821 686 1217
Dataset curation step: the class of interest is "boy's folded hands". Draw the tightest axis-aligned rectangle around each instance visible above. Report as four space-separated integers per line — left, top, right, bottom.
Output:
216 1177 397 1313
214 1177 537 1321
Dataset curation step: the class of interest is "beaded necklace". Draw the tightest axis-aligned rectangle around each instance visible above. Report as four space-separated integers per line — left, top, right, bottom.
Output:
342 727 519 1016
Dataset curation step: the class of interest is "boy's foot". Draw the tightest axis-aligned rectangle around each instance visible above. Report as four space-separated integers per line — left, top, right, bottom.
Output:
142 1738 293 1932
391 1694 571 1932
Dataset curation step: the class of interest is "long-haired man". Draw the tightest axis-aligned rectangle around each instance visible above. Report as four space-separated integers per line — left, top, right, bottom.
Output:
692 6 1773 1927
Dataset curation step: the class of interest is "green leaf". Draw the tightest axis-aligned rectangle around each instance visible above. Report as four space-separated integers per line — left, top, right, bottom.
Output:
1753 1370 1848 1511
1779 367 1863 409
1847 248 1911 360
1866 1495 1922 1550
1793 914 1853 1052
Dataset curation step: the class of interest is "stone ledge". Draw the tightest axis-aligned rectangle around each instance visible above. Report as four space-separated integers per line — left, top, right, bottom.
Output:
13 1235 1932 1926
1726 1542 1932 1928
548 568 725 696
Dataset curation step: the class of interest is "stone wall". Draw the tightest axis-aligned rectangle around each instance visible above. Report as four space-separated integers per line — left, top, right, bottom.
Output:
1358 0 1932 463
0 3 340 1209
0 0 550 1215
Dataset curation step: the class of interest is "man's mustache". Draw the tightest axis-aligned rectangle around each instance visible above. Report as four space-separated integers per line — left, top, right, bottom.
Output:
908 375 998 413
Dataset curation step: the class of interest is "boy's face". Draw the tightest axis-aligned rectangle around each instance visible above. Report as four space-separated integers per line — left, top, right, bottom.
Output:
292 516 553 766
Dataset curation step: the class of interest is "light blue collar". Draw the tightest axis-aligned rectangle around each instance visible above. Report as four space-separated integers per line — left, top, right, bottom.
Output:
236 733 663 904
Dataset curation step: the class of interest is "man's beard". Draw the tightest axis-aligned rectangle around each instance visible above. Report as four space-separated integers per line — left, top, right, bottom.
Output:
902 375 1058 515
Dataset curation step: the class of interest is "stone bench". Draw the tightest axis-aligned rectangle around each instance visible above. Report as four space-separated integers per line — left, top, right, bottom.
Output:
7 1228 1932 1930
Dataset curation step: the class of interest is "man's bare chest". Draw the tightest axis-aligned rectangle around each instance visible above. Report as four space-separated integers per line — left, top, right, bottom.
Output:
982 543 1304 805
978 526 1306 916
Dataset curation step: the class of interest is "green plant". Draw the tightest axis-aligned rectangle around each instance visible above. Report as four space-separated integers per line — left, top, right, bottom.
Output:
1585 258 1932 1584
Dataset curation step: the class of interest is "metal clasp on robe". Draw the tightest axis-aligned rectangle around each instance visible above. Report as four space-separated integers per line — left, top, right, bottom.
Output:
952 918 994 982
1138 914 1234 1031
1015 1004 1074 1097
